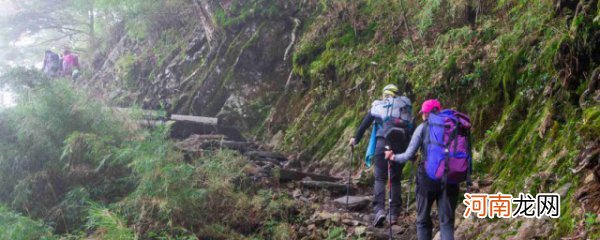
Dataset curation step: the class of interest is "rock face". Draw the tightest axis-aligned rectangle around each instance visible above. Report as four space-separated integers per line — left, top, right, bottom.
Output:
90 1 298 133
513 219 553 240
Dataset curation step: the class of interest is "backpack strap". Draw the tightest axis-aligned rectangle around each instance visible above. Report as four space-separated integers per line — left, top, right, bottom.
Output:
413 122 429 187
383 97 394 122
422 119 436 146
420 121 430 169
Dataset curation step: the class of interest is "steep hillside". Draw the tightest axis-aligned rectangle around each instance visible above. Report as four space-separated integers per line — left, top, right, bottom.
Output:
270 1 600 238
87 1 305 132
5 0 596 239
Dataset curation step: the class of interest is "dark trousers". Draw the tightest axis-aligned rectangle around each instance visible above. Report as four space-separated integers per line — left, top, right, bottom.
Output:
373 139 404 215
415 171 459 240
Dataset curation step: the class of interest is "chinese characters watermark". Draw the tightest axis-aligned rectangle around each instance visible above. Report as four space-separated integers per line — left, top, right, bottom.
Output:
463 192 560 219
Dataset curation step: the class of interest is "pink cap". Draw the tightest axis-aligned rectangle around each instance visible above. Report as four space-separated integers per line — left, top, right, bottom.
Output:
420 99 442 114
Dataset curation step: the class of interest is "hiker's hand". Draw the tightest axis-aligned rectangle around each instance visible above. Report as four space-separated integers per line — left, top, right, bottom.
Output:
385 150 394 161
349 138 356 146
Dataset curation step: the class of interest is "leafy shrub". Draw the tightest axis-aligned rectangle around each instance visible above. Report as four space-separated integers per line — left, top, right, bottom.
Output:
0 204 55 240
0 74 134 233
86 204 135 240
121 142 299 238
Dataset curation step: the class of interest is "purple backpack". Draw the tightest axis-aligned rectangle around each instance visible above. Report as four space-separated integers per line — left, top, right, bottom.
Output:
423 109 472 185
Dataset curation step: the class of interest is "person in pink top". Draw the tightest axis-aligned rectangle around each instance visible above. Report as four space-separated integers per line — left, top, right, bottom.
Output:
62 49 80 78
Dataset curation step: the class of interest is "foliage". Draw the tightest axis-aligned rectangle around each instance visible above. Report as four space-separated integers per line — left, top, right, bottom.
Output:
325 226 346 240
0 204 55 240
97 0 194 41
86 204 135 240
0 65 307 238
121 140 299 238
0 0 598 239
215 0 283 28
0 73 135 233
0 67 50 92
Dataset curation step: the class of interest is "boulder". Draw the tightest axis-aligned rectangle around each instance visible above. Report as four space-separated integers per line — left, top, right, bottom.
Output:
513 219 552 240
333 196 371 210
354 226 367 236
584 172 596 184
554 182 572 198
342 218 360 226
478 179 494 187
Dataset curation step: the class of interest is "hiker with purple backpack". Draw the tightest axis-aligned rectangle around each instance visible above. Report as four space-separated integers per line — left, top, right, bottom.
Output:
385 99 472 240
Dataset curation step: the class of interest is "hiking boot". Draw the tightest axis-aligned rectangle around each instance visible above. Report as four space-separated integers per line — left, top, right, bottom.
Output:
372 210 386 228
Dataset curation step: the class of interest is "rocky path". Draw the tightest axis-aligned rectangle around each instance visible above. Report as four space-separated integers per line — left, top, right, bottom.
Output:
162 117 525 239
156 113 599 240
174 131 426 239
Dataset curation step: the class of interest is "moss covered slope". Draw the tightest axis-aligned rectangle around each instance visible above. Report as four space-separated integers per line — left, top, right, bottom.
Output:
260 0 599 238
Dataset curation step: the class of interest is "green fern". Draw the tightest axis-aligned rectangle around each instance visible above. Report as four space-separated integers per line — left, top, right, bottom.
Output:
86 204 135 240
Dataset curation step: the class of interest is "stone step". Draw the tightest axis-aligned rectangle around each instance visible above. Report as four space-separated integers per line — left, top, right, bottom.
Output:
301 180 355 194
277 169 341 182
333 195 371 211
244 151 287 162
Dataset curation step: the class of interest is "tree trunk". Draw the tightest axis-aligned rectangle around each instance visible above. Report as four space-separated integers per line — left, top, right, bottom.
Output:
88 0 95 49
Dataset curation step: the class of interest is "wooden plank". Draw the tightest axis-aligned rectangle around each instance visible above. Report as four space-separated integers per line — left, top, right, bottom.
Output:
170 114 218 125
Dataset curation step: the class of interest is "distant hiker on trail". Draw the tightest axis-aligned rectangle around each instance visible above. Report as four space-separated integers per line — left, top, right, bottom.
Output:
62 49 80 79
385 99 472 240
349 84 413 227
42 50 61 77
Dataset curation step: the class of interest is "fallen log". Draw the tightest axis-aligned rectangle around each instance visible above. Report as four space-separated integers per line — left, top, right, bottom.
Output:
171 114 218 125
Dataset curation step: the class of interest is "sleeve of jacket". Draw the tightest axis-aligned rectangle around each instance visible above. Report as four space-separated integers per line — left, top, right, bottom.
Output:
392 123 424 164
354 111 374 143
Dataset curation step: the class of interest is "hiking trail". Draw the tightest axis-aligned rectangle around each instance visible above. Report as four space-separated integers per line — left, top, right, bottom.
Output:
166 116 499 239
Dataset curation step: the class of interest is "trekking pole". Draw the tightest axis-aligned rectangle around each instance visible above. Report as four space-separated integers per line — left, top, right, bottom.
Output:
406 161 416 212
385 146 393 240
346 145 354 209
